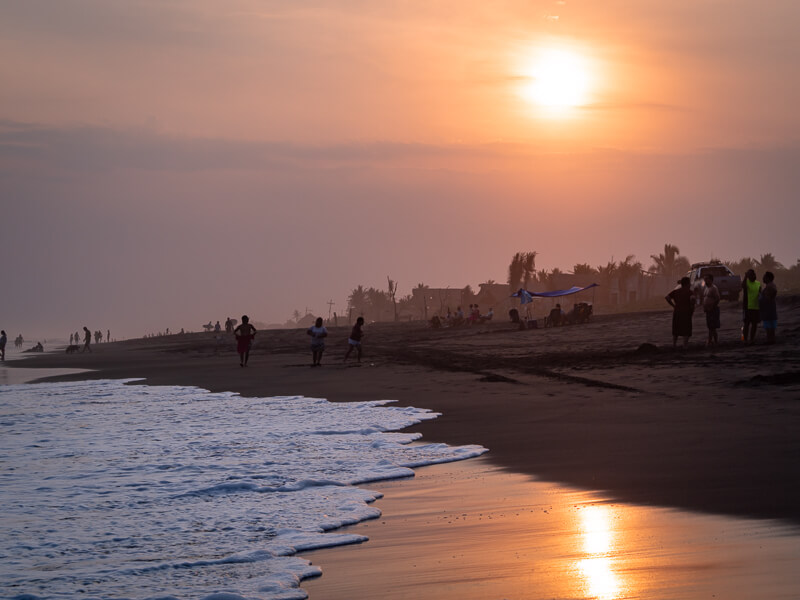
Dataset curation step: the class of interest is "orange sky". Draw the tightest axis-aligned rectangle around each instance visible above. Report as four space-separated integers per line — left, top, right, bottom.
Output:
1 1 799 336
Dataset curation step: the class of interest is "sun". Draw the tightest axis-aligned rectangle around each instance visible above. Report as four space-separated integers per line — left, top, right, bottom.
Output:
521 47 591 112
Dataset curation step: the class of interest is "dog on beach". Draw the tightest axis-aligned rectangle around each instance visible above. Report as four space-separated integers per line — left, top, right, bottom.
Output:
65 345 80 354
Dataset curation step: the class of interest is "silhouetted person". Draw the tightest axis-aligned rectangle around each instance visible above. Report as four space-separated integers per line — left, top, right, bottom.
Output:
214 320 221 333
234 315 257 367
0 330 6 361
702 274 721 347
345 316 365 363
107 329 110 343
760 271 778 344
82 326 92 353
741 269 761 344
666 277 695 348
69 333 74 345
74 331 80 347
307 317 328 366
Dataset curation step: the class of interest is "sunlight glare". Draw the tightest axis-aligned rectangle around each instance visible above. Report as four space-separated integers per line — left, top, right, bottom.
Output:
577 504 621 599
521 47 591 113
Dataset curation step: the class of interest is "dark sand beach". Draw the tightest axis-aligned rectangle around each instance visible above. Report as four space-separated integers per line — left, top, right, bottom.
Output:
11 298 800 523
6 298 800 597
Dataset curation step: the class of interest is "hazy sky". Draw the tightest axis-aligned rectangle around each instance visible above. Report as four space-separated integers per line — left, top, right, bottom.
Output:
2 0 799 338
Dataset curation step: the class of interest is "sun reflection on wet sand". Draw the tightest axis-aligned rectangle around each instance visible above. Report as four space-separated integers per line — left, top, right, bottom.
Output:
304 458 800 600
576 505 622 599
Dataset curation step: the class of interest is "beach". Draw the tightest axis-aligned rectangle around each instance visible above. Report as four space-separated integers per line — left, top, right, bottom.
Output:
5 298 800 598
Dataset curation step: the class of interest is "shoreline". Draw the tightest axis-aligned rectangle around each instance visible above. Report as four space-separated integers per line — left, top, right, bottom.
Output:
5 298 800 525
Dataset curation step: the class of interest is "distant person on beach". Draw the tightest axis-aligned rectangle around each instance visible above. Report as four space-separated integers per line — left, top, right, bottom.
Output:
307 317 328 367
234 315 257 367
82 327 92 353
703 274 721 347
214 321 221 333
0 330 6 361
742 269 761 344
760 271 778 344
666 277 695 348
345 317 365 363
107 329 110 343
69 333 74 345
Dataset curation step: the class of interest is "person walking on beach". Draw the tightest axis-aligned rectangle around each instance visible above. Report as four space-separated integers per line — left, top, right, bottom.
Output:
0 330 6 361
69 333 74 345
742 269 761 344
760 271 778 345
234 315 257 367
666 277 695 348
82 326 92 353
703 274 721 347
344 316 365 363
307 317 328 367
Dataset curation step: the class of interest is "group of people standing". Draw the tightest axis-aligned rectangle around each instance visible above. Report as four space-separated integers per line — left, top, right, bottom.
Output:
666 270 778 348
69 328 110 350
231 315 366 368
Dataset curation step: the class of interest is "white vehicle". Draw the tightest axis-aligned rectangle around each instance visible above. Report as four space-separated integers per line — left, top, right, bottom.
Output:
685 262 741 302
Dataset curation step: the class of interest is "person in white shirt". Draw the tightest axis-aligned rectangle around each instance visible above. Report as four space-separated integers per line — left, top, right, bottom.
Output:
307 317 328 367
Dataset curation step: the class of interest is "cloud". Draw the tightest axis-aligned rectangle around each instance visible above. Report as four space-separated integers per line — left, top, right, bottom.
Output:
0 119 543 174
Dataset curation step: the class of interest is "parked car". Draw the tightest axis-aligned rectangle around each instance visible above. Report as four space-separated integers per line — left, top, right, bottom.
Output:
686 262 741 302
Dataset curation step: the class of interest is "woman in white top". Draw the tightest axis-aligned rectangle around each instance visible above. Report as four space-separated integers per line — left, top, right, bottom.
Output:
307 317 328 367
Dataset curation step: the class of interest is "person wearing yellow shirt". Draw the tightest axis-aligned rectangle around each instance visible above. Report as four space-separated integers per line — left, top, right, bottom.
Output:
741 269 761 344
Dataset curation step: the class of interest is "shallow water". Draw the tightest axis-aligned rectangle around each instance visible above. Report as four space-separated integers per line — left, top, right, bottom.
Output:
0 379 485 600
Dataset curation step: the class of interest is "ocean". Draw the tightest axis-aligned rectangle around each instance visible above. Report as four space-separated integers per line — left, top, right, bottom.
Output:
0 379 485 600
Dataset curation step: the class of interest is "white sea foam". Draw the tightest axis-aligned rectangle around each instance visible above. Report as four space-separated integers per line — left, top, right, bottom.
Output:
0 379 486 599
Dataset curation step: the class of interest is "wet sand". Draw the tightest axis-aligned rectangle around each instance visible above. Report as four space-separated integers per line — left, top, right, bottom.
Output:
303 457 800 599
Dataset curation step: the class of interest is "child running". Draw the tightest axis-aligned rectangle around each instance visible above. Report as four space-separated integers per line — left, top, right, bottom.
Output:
344 317 365 363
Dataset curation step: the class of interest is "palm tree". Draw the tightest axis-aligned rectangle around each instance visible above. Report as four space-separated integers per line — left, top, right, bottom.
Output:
366 287 389 321
596 261 618 304
508 251 537 292
756 253 784 272
650 244 684 280
348 285 368 317
617 255 643 302
572 263 597 275
725 257 757 277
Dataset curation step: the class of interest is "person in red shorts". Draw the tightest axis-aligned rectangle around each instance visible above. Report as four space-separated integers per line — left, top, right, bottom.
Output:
234 315 257 367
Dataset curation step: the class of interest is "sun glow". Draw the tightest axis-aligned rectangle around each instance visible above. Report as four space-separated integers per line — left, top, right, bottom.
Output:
576 505 622 600
521 47 592 113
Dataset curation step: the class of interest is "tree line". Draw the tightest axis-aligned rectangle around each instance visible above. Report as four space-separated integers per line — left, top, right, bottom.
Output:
310 244 799 325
